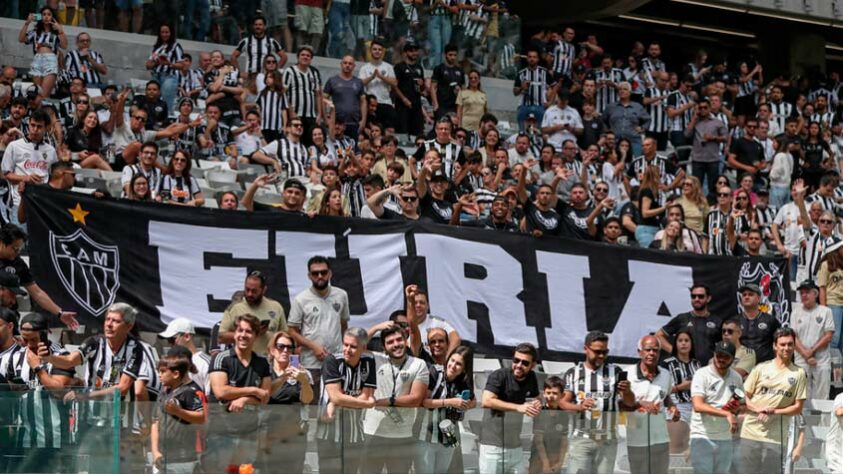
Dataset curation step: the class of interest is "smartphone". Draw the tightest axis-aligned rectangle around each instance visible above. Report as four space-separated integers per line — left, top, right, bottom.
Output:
460 389 471 401
34 13 42 21
39 330 50 349
616 371 628 383
290 354 300 368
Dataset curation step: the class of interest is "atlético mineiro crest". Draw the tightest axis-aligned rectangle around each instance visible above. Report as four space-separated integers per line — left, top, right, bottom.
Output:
49 229 120 316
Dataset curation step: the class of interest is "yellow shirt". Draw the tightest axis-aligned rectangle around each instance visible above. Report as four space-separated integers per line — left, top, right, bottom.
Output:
456 89 488 132
733 345 756 375
371 157 413 184
220 297 288 355
740 360 807 444
676 196 708 234
817 261 843 306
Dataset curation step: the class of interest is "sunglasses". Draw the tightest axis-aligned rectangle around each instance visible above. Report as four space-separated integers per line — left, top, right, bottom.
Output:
310 269 329 277
820 219 835 224
172 157 187 163
640 347 659 352
275 343 295 351
717 193 730 197
595 188 608 193
683 182 692 187
291 123 303 128
512 357 532 367
736 196 748 201
722 329 735 334
401 196 418 202
77 100 89 105
133 116 147 120
690 294 707 299
587 347 609 355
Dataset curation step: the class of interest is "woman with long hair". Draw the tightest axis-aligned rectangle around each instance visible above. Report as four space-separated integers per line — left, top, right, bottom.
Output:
636 165 666 247
653 204 702 253
158 150 204 206
650 220 687 252
662 328 700 455
479 128 501 167
802 121 834 190
419 345 475 474
818 244 843 354
676 176 709 234
308 126 337 172
258 331 313 474
127 173 152 201
65 110 112 170
317 187 348 217
616 138 633 163
456 70 488 132
769 137 794 208
18 7 67 99
145 23 186 114
257 70 288 143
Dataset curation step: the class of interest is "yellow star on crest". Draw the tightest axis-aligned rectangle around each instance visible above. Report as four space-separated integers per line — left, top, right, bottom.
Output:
68 203 90 225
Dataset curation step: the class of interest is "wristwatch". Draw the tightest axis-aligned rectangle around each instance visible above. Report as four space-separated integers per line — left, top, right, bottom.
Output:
389 395 396 407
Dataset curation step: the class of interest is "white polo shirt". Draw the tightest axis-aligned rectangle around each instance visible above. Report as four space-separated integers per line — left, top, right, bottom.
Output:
627 364 674 447
1 137 57 206
363 352 429 438
689 364 745 441
541 104 583 150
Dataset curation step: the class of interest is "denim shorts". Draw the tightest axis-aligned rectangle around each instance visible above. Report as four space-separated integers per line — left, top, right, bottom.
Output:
115 0 143 8
30 53 58 77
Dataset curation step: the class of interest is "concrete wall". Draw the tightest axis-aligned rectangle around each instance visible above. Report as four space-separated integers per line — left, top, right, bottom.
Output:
0 17 518 121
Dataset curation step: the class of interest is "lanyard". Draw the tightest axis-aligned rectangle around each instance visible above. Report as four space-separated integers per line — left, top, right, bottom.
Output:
390 357 408 399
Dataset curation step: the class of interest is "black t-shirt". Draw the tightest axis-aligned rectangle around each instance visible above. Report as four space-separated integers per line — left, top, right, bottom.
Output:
558 201 593 234
463 216 520 232
523 200 562 235
421 193 455 224
638 187 662 227
739 311 780 363
379 208 419 221
156 381 205 462
208 349 270 432
431 64 466 111
131 95 168 130
480 368 539 448
395 61 425 105
728 137 764 171
802 139 831 170
660 312 723 364
578 117 604 149
0 257 34 286
619 201 640 242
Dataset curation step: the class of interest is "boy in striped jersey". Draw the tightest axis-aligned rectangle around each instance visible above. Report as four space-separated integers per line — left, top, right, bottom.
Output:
559 331 634 474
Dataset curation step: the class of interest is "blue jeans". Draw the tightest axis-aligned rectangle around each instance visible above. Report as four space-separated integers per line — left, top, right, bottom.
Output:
789 254 798 282
517 104 545 132
690 437 733 474
155 72 179 116
770 184 790 210
627 134 643 157
327 2 351 58
182 0 210 40
427 14 452 68
831 305 843 352
636 224 658 248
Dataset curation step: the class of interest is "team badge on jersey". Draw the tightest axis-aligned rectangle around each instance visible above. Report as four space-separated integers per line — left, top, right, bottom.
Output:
49 229 120 315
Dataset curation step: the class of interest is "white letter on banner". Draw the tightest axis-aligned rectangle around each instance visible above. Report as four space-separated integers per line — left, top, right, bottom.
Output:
150 222 268 328
415 234 534 346
611 260 694 358
275 231 336 302
347 234 407 327
537 252 590 353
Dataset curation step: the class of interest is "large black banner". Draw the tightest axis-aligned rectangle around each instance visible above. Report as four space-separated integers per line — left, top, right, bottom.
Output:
24 186 790 360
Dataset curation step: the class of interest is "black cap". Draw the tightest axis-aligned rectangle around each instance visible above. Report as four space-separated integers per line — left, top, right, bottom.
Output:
430 170 449 182
403 42 420 52
0 272 26 295
574 64 586 74
558 88 570 100
20 313 48 331
797 279 819 292
738 283 761 295
166 345 193 358
283 179 307 192
713 341 736 358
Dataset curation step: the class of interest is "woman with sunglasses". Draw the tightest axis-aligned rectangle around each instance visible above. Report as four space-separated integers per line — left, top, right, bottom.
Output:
662 327 700 455
256 54 280 95
676 176 708 234
257 331 313 474
732 173 758 206
418 345 475 474
65 110 113 171
158 150 204 206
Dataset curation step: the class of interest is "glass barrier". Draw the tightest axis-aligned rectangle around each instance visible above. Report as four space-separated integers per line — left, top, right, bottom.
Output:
0 386 839 473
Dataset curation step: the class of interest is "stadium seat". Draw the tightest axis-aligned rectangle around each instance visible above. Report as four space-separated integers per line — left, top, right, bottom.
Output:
212 183 242 193
206 169 238 184
204 199 219 208
100 171 123 181
197 159 226 170
473 357 502 372
254 192 283 206
73 168 101 179
542 361 574 376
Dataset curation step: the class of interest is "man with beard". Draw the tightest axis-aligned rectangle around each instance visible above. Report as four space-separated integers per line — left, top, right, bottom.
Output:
656 284 722 363
242 175 307 213
120 141 162 197
131 80 168 130
738 283 780 363
560 331 634 474
479 343 542 474
626 335 680 474
393 42 425 138
689 341 744 474
459 195 519 231
406 285 461 355
288 256 350 395
362 325 429 474
739 328 807 474
430 44 465 120
219 270 287 356
516 166 593 239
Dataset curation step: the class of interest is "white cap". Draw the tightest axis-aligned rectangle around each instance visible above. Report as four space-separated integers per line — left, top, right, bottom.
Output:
158 318 196 338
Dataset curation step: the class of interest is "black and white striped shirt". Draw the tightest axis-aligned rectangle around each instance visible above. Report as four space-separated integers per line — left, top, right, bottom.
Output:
463 6 488 39
563 362 624 440
627 154 676 182
661 356 700 404
179 68 205 97
150 41 185 76
458 0 478 27
170 118 201 154
500 43 516 71
806 192 840 215
235 34 283 75
342 175 367 217
316 352 377 443
418 364 472 445
704 209 731 256
24 29 60 55
645 87 669 133
736 78 757 98
283 65 322 119
257 89 288 132
811 112 835 130
414 139 465 180
260 137 309 177
667 90 692 131
800 226 841 279
123 164 162 197
808 88 836 108
594 68 626 114
514 66 552 107
65 49 105 85
755 205 776 239
768 101 795 133
551 40 576 78
159 174 201 203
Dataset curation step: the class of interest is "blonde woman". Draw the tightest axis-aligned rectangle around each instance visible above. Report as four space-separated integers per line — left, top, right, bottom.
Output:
676 176 709 234
650 220 687 252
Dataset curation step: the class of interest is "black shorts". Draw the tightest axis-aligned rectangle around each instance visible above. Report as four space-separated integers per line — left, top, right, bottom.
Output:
396 103 423 137
375 104 397 131
734 95 757 117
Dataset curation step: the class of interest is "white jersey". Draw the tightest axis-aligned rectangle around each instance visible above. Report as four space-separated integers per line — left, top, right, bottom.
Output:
0 137 57 206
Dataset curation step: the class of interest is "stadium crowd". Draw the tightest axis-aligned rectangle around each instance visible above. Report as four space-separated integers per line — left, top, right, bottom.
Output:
3 2 843 474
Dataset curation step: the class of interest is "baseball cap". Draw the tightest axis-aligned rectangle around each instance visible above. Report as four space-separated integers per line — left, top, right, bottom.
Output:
159 318 196 339
797 279 819 292
403 42 420 52
526 113 537 120
737 283 761 295
19 313 48 332
283 179 307 192
430 170 449 182
713 341 736 358
0 272 26 295
824 240 843 258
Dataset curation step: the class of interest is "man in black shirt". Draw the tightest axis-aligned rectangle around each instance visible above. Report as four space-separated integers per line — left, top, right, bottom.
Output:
727 118 765 181
516 166 586 239
206 314 271 470
131 80 168 130
656 284 722 363
738 283 780 363
430 44 465 120
479 343 541 474
242 175 307 213
393 42 425 138
460 195 519 231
